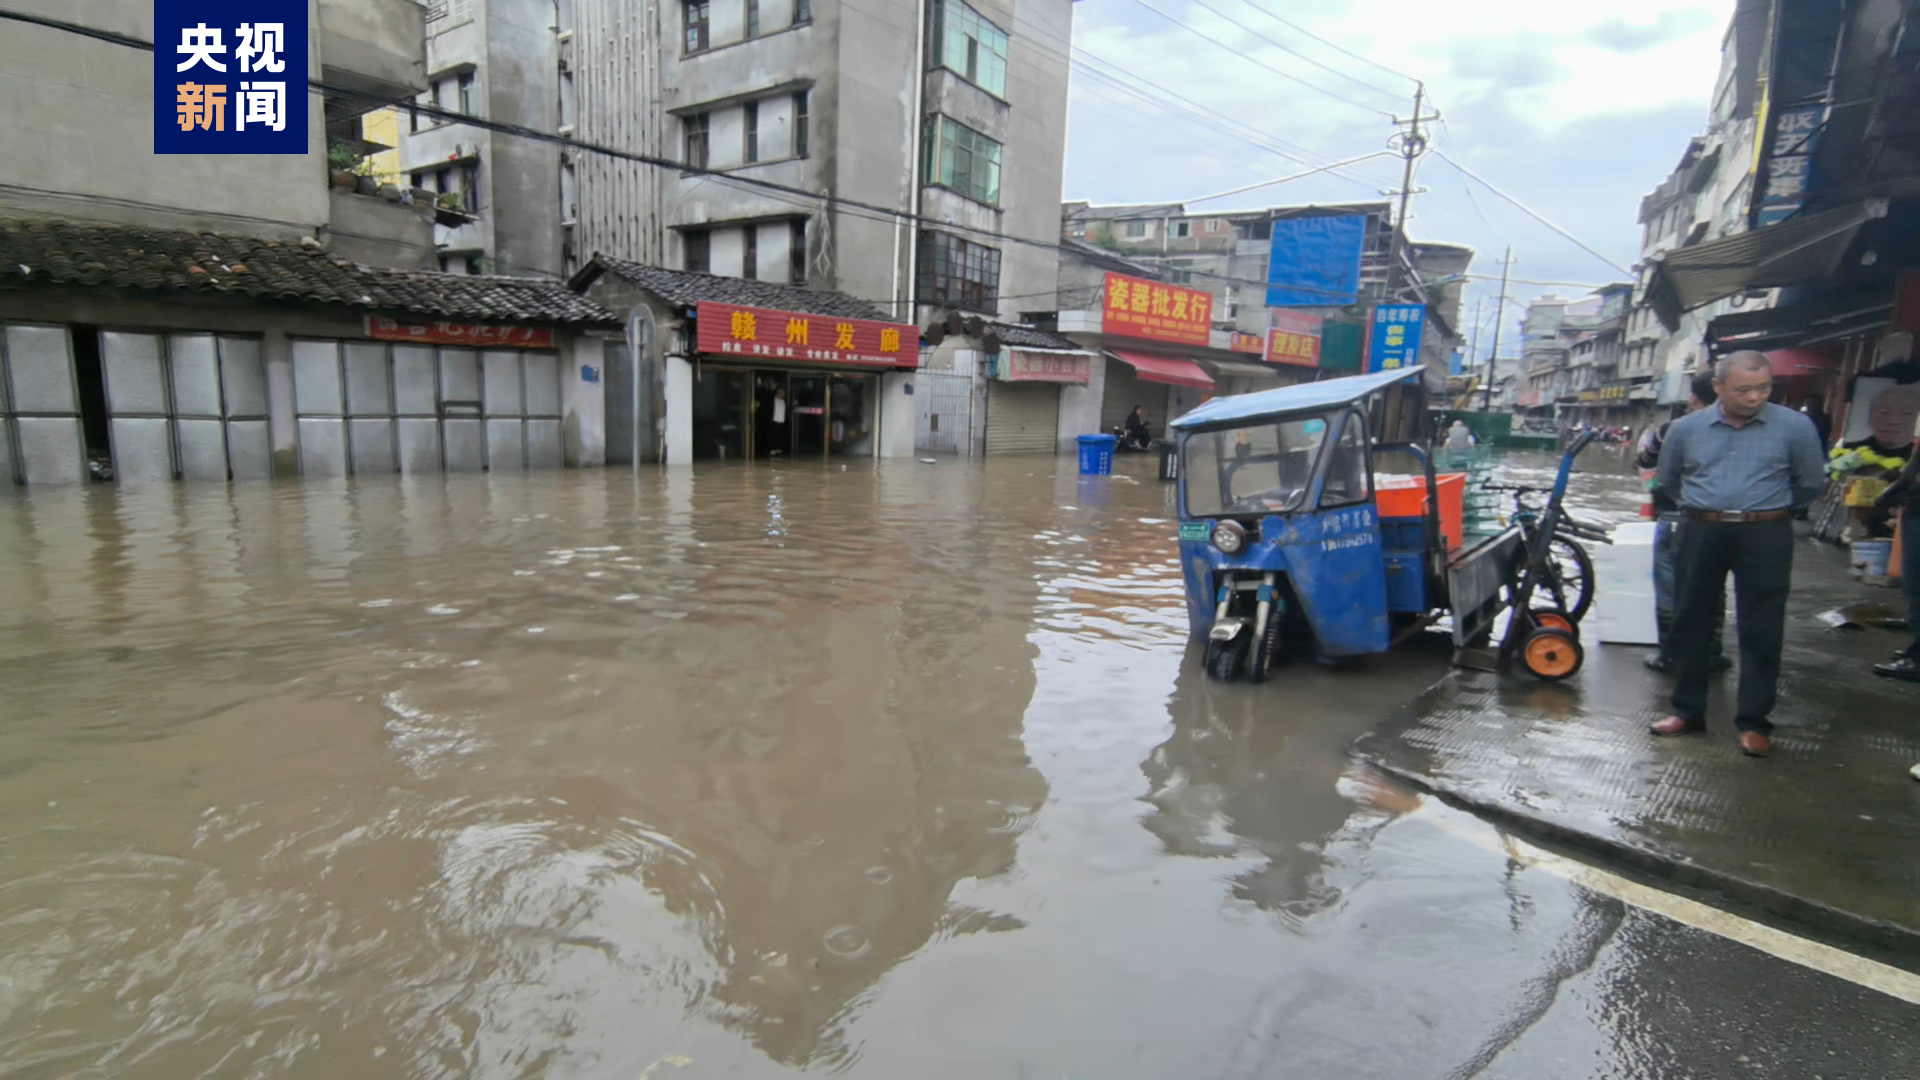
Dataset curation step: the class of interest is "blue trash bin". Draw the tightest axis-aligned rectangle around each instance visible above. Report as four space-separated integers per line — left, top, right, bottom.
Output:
1077 434 1118 476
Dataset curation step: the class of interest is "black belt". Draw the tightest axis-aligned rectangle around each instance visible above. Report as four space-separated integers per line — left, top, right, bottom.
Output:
1684 508 1790 523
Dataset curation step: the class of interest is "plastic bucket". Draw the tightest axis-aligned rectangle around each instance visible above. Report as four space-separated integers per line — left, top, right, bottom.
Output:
1851 539 1893 578
1076 434 1117 476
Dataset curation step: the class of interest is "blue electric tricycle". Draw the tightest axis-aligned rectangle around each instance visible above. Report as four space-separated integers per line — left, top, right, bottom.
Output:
1167 367 1603 683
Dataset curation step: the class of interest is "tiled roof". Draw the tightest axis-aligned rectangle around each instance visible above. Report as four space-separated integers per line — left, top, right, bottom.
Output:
988 321 1083 350
577 255 894 322
0 218 617 325
1064 202 1187 222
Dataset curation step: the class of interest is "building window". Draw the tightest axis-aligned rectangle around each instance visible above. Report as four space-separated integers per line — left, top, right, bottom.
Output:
743 226 759 281
1168 260 1192 285
744 101 759 164
684 229 711 273
684 113 709 168
745 0 760 36
793 91 809 157
794 0 810 23
1174 221 1191 238
922 116 1001 205
1206 218 1224 231
934 0 1008 97
457 71 475 115
917 230 1000 312
684 0 709 53
1124 219 1146 238
790 219 808 284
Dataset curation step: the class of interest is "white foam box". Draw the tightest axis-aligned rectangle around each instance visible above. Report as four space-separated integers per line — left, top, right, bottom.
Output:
1588 522 1660 645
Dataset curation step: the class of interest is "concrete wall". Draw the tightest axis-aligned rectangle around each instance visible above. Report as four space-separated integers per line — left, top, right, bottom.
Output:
1057 352 1106 453
326 189 438 269
0 0 328 238
484 0 562 278
878 371 915 458
318 0 429 96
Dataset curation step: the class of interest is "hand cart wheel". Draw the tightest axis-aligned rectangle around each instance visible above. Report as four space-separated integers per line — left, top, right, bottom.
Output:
1530 608 1577 637
1521 627 1583 681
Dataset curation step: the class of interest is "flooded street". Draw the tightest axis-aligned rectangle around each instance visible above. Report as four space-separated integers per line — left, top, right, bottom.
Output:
1 456 1911 1080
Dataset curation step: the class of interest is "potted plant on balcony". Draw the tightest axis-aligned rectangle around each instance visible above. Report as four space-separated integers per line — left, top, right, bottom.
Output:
327 139 359 190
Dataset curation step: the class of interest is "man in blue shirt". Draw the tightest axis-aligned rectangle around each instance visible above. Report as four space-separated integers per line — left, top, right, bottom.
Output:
1650 351 1827 757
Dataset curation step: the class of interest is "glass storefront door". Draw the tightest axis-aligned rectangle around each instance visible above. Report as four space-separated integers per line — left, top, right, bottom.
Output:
789 373 827 458
690 367 748 460
695 366 883 461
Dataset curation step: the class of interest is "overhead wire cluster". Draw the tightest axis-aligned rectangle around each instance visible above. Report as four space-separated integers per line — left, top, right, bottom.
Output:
0 1 1629 304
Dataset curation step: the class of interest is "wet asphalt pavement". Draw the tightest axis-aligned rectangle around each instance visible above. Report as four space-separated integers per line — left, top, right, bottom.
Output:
0 454 1914 1078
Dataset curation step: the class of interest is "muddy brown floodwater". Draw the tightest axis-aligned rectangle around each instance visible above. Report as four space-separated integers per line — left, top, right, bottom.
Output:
0 453 1642 1079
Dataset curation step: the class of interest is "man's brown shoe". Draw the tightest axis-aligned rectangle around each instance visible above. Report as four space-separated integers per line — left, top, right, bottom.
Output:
1739 732 1771 757
1650 715 1706 736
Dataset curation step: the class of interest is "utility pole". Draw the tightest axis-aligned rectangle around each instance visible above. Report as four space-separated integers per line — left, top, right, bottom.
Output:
1467 296 1484 374
1385 82 1438 297
1482 246 1513 412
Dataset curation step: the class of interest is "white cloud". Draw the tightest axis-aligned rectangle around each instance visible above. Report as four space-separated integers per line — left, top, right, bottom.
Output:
1058 0 1736 341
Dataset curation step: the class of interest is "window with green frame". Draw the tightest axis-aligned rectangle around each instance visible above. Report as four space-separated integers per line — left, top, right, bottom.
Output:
922 116 1002 205
934 0 1008 96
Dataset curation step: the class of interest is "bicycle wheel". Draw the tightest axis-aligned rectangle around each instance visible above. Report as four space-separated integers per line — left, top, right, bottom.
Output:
1545 536 1595 622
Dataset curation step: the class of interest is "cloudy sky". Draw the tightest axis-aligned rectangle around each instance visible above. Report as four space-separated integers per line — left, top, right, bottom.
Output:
1053 0 1736 356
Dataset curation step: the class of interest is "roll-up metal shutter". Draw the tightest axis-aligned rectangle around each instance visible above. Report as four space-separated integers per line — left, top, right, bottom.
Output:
984 381 1059 454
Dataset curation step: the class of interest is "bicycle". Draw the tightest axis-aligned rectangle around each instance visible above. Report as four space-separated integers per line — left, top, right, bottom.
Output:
1482 477 1612 624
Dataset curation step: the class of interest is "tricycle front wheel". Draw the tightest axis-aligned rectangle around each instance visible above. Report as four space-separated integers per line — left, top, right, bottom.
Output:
1205 633 1251 681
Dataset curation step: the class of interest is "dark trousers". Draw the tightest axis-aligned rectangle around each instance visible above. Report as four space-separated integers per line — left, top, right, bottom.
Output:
1670 517 1794 733
1904 508 1920 654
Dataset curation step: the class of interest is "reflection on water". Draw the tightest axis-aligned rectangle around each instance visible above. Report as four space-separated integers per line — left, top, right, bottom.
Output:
0 453 1672 1078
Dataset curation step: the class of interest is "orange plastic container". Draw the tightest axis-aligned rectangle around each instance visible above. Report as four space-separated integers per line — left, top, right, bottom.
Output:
1375 473 1466 551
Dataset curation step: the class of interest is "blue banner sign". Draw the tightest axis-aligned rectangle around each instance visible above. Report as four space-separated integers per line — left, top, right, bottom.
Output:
1367 304 1425 373
155 0 309 154
1266 213 1367 308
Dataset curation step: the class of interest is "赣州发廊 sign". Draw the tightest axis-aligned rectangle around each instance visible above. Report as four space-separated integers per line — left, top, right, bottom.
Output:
694 302 920 368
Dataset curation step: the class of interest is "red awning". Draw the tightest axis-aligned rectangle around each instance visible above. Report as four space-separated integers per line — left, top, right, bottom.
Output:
1108 350 1214 389
1764 347 1839 377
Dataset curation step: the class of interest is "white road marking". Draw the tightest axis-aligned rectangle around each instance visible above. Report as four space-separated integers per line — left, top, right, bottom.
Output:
1423 805 1920 1005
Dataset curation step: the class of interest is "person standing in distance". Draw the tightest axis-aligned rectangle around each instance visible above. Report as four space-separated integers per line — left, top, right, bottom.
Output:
1650 351 1827 757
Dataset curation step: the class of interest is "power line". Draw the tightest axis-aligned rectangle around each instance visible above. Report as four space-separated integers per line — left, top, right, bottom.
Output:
4 8 1388 308
1232 0 1422 87
1123 0 1397 119
1070 49 1401 187
1187 0 1405 103
1068 60 1397 192
1429 150 1632 278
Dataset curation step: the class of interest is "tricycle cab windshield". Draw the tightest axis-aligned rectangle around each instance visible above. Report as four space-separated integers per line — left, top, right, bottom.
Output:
1180 409 1369 518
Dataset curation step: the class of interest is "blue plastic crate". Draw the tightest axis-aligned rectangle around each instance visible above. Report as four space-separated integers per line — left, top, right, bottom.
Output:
1076 434 1117 476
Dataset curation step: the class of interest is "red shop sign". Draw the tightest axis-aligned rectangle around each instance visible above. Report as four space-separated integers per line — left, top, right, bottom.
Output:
1099 272 1213 347
365 316 555 349
694 301 921 368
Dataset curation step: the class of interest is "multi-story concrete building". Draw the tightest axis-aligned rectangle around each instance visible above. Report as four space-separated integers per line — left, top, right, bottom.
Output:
485 0 1079 463
0 0 621 488
402 0 565 277
1623 0 1767 424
